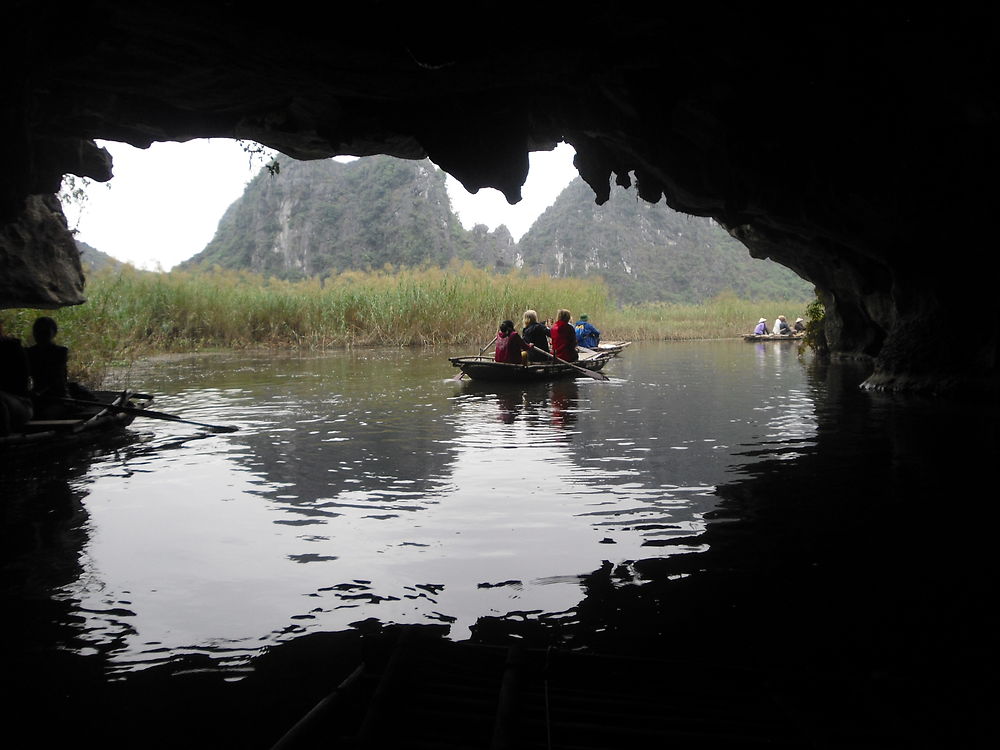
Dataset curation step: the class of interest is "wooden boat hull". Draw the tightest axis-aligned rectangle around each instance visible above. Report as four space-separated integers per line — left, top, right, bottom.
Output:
743 334 804 341
579 340 632 356
450 352 614 381
1 390 151 449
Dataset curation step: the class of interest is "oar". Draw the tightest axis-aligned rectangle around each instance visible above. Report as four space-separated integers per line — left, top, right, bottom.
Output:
530 345 610 381
60 397 239 433
452 335 499 380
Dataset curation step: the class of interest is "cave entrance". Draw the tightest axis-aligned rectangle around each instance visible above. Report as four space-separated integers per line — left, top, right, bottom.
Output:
69 140 579 273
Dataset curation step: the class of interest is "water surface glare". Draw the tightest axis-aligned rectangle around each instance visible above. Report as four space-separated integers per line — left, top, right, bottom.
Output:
16 340 818 672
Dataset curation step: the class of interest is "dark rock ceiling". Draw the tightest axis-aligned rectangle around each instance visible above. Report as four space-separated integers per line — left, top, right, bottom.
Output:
3 2 999 391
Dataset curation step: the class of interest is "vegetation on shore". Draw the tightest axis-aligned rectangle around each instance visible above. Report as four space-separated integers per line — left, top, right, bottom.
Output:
1 265 810 386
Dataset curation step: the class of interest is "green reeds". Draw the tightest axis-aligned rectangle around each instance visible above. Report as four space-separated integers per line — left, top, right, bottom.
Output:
1 266 808 387
603 290 808 341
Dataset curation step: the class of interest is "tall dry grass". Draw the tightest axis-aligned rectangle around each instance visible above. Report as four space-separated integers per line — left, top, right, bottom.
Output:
604 290 808 341
1 265 808 386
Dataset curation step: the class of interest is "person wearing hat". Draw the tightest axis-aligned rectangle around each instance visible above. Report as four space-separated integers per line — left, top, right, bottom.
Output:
753 317 769 335
574 313 601 349
793 317 806 333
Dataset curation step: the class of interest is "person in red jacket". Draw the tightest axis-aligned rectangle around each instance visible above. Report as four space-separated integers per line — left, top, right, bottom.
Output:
549 309 578 362
494 319 527 364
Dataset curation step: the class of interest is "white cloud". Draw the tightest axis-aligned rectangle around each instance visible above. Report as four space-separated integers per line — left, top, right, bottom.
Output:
445 142 578 240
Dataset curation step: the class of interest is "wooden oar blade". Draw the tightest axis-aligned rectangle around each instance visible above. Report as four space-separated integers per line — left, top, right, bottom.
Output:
60 397 238 433
533 346 610 381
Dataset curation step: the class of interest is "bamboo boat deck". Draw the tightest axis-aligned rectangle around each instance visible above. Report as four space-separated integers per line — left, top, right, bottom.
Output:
0 390 151 449
270 630 832 749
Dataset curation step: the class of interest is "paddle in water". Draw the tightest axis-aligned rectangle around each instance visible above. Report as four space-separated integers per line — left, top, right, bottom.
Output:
530 345 610 381
60 397 239 433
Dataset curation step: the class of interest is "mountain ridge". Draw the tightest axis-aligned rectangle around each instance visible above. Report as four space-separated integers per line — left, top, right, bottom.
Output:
174 156 812 303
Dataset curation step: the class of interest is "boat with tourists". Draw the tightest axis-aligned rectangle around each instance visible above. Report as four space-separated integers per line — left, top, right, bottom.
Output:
1 390 153 450
742 333 804 342
450 344 625 382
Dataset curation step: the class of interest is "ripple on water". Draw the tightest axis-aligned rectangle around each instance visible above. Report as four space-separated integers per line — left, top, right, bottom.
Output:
17 342 819 670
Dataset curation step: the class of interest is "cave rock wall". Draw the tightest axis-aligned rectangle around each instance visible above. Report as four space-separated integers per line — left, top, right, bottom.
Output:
3 3 999 392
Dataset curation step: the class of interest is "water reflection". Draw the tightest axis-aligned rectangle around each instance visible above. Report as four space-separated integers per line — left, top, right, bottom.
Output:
6 342 991 745
8 343 820 675
0 432 160 739
458 378 579 429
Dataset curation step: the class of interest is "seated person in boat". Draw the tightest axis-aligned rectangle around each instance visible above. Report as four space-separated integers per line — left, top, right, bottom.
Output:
494 319 527 364
521 309 551 362
793 317 806 333
774 315 792 335
574 313 601 348
26 316 69 418
1 321 33 434
550 309 579 363
753 318 769 335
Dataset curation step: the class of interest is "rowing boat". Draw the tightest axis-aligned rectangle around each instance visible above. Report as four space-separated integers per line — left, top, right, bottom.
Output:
580 340 632 355
449 348 618 382
0 390 152 449
743 334 804 342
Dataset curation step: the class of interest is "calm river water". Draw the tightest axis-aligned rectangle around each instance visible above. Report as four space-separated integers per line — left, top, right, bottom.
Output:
2 339 994 746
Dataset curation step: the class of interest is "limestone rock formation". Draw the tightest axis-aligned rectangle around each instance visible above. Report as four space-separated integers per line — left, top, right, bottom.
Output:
518 178 812 304
0 195 84 309
467 224 518 271
3 3 999 391
182 156 473 276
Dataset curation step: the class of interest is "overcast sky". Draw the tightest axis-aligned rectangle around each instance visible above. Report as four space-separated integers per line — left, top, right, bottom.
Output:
67 140 580 271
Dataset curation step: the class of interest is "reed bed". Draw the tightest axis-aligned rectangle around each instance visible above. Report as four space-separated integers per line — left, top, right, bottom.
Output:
1 265 809 386
603 290 808 341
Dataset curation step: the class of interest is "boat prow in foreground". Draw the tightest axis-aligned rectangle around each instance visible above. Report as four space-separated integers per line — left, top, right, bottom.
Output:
1 390 152 450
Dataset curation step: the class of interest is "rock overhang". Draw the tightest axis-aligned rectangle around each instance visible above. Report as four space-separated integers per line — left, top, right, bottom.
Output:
2 3 998 390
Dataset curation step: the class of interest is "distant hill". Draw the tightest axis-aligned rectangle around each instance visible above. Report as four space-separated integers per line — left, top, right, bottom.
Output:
181 155 812 304
517 178 812 304
181 156 514 277
76 240 133 275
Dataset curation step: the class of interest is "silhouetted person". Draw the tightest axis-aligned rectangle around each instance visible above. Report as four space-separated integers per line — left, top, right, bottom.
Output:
26 317 69 418
0 321 33 434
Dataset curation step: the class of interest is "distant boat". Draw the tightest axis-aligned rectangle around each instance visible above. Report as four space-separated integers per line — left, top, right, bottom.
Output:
743 333 804 342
